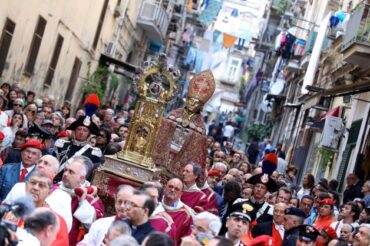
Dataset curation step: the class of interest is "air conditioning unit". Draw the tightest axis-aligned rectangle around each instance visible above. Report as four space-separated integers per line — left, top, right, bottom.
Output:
106 42 115 55
320 116 344 149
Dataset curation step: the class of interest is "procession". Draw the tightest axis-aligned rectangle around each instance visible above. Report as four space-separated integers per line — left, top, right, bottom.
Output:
1 0 370 246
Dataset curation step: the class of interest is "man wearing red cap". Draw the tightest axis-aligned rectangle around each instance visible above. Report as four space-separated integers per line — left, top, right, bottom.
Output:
0 140 42 200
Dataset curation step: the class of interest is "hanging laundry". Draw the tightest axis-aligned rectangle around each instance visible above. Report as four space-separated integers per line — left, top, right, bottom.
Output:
223 33 237 48
197 0 223 26
329 16 340 28
281 33 296 59
194 49 204 73
293 39 306 57
184 47 196 69
231 8 238 17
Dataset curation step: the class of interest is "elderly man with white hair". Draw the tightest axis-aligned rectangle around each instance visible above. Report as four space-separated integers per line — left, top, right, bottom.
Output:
352 224 370 246
4 154 73 231
181 211 222 246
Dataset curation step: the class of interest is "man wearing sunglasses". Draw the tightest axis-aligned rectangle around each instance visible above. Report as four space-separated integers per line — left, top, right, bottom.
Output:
5 98 28 129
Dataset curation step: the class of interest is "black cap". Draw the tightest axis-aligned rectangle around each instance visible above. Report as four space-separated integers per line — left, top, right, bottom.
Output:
229 202 256 222
285 207 306 218
67 115 99 135
28 124 53 139
297 225 320 242
247 173 278 193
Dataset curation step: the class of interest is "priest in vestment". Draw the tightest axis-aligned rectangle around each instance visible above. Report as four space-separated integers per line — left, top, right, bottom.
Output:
58 157 105 246
152 70 216 179
162 178 194 245
181 163 208 213
140 183 177 244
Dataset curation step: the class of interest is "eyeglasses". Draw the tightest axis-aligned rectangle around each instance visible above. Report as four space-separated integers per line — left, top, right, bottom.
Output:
123 200 144 209
13 104 22 107
28 179 49 189
27 109 36 113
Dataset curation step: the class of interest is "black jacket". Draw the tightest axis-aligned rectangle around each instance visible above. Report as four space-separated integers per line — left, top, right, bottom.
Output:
251 221 273 237
281 226 299 246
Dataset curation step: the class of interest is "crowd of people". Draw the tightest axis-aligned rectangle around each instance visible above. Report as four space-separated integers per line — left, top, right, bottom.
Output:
0 81 369 246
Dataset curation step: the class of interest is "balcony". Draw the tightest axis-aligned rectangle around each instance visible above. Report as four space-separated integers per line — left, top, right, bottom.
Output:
137 0 171 42
342 3 370 67
286 59 301 73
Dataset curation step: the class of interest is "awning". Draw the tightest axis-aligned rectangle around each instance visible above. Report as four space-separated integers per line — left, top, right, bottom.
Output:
317 106 340 121
99 54 137 77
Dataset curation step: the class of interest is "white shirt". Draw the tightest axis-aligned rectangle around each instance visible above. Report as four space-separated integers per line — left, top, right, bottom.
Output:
0 111 8 130
223 125 234 138
77 216 115 246
16 227 40 246
4 182 73 231
330 220 360 237
274 222 285 239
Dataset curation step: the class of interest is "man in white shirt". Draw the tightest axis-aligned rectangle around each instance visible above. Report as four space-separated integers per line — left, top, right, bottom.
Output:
330 201 360 236
78 185 134 246
223 122 234 143
4 154 72 231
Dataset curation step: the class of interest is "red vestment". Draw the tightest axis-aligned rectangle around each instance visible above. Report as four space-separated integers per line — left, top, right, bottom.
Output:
271 224 282 246
201 186 219 215
52 214 69 246
152 109 208 178
150 211 177 245
181 188 207 213
70 195 105 246
163 203 193 245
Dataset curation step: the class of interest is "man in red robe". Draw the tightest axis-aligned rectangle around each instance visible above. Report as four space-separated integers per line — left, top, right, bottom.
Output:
140 183 177 244
152 70 216 179
181 163 208 213
162 178 193 245
58 156 104 246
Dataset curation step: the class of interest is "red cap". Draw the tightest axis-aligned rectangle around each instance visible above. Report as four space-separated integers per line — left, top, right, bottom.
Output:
208 169 221 177
319 198 335 206
21 140 42 151
57 130 71 139
0 131 4 141
322 226 337 239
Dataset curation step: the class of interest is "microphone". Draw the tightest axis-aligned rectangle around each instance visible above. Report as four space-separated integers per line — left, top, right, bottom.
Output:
74 186 97 196
0 195 35 218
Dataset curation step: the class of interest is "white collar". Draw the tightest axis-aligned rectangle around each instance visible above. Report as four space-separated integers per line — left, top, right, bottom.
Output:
20 163 35 173
153 203 165 215
184 183 199 191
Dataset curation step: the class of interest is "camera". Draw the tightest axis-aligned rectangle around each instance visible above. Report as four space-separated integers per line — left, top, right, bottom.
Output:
0 196 35 246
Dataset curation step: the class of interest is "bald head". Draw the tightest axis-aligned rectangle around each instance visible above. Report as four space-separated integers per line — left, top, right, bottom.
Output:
35 155 60 179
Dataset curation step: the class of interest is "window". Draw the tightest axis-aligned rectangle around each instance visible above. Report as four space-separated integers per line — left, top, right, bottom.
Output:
44 34 64 86
0 18 16 77
92 0 109 50
65 57 82 102
24 16 47 76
